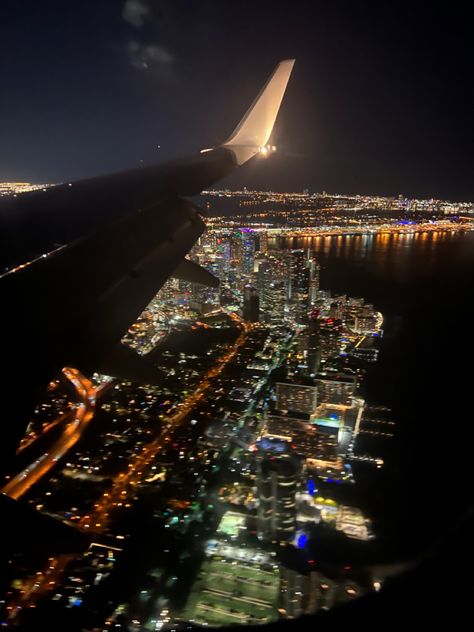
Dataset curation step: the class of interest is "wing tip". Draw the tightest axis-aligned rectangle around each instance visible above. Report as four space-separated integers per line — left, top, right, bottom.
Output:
221 59 295 165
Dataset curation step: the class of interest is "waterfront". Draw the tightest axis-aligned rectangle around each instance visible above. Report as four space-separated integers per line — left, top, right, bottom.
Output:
271 230 474 553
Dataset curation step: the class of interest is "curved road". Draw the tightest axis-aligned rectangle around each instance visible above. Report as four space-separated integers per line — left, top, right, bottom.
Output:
2 368 100 500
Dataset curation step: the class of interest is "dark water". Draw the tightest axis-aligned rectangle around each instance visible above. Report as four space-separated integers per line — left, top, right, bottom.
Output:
271 230 474 555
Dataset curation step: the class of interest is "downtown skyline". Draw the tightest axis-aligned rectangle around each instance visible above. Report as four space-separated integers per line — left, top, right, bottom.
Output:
1 2 473 628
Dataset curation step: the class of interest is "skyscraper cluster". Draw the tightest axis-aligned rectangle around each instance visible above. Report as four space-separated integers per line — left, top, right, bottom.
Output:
103 223 386 626
186 228 321 329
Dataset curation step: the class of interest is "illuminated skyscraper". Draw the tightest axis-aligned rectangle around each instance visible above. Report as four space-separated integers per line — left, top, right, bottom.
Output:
292 308 321 378
258 254 288 323
257 250 320 324
276 381 318 416
287 250 310 324
280 566 360 618
307 255 320 306
280 568 335 618
243 285 260 322
229 229 257 280
257 455 299 541
315 374 356 406
216 236 231 275
259 231 269 253
318 318 343 362
241 229 257 276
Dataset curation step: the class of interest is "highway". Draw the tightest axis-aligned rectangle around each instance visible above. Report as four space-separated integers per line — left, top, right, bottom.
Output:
4 367 105 621
8 319 253 618
17 405 74 453
2 368 99 500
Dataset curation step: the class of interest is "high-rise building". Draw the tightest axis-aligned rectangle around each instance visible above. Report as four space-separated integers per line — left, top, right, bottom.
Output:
257 455 299 541
280 567 361 617
315 374 356 406
258 254 288 323
229 229 257 280
307 254 320 307
276 381 318 416
243 285 260 322
280 568 335 617
241 229 257 276
306 310 321 375
263 412 320 459
259 231 269 253
280 566 309 618
318 317 343 362
216 235 231 275
291 308 321 378
229 231 243 262
287 250 310 324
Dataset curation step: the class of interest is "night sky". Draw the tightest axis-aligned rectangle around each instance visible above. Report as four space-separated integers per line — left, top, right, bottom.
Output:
1 0 472 200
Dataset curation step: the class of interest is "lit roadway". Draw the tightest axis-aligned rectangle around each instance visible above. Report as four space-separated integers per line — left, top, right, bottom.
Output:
17 405 74 453
2 368 100 500
9 319 252 618
80 317 251 534
4 367 100 621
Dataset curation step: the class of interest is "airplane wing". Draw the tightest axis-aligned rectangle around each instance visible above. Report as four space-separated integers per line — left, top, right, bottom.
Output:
0 60 295 468
0 59 295 272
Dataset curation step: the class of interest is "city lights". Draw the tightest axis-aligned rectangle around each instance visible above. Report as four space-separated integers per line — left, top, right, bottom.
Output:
3 185 472 628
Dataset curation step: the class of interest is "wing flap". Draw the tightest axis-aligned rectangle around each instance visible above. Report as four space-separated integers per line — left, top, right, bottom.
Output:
171 258 219 287
1 196 206 373
95 343 164 384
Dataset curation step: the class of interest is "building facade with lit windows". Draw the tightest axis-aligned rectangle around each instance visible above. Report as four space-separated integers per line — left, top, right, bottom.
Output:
257 455 300 541
276 381 318 416
315 374 356 407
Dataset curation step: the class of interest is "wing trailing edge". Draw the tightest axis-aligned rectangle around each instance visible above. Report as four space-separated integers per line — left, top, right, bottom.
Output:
96 343 164 385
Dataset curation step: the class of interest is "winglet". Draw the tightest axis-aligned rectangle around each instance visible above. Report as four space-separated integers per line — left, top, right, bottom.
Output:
220 59 295 165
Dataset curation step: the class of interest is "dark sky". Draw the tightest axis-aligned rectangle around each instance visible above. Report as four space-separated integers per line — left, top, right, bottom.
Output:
1 0 472 200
